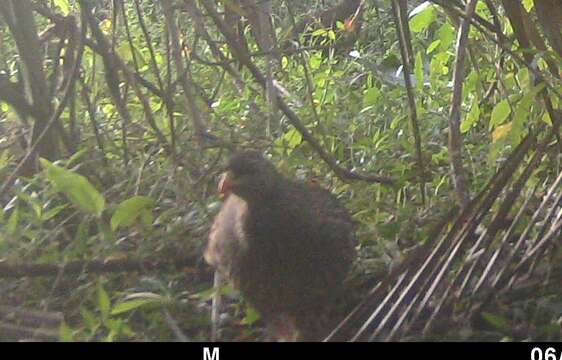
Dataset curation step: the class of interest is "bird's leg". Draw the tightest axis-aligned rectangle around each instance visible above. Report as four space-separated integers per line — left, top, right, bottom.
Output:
211 270 226 341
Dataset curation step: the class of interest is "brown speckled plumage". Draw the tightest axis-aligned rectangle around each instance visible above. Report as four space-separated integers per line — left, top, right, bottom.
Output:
205 151 356 341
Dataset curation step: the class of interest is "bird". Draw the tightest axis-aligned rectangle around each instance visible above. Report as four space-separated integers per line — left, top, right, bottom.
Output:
205 150 356 341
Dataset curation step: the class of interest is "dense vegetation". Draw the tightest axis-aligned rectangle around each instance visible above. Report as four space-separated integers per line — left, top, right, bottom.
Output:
0 0 561 341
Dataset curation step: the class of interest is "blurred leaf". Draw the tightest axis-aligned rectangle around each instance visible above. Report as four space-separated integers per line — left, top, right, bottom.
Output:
111 196 154 231
426 39 441 54
415 52 424 90
511 83 546 143
363 87 381 107
97 281 111 321
489 99 511 130
241 305 261 325
482 312 510 333
492 122 512 142
59 322 75 342
0 151 10 171
461 100 480 133
410 3 435 33
522 0 534 11
311 28 327 37
7 206 19 235
282 128 302 154
111 299 160 315
54 0 70 15
42 204 68 222
40 159 105 217
436 22 455 51
80 307 100 331
99 19 112 34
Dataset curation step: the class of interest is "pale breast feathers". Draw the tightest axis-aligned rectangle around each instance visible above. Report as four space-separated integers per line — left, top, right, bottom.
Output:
205 195 249 275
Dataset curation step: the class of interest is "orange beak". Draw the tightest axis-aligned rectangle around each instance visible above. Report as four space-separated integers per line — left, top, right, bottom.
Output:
218 171 234 197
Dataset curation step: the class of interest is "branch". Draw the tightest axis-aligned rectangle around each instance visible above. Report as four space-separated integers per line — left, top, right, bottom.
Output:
0 255 204 278
447 0 477 208
391 0 426 205
199 0 393 185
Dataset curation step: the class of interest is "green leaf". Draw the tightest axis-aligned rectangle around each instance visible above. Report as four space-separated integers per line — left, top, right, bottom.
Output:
40 159 105 216
542 112 552 126
111 196 154 231
426 40 441 54
97 281 111 321
363 87 381 107
111 299 157 315
436 23 455 51
80 307 100 331
42 204 68 222
492 122 512 142
59 322 75 342
482 312 510 333
311 28 327 37
7 206 19 235
522 0 534 11
390 115 405 130
410 4 435 33
511 83 545 143
241 305 261 325
54 0 70 15
0 151 10 171
461 100 480 133
282 128 302 154
67 148 89 167
489 99 511 130
414 52 424 90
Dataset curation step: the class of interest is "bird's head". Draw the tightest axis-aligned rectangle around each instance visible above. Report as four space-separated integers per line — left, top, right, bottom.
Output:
218 151 280 201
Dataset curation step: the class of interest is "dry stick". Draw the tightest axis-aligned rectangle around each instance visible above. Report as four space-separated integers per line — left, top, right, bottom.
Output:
80 83 109 166
0 322 59 341
80 2 173 158
447 0 478 208
391 0 426 206
511 172 562 275
0 0 59 163
455 137 548 297
0 305 63 327
81 3 131 168
260 0 280 137
325 204 459 341
123 0 177 166
492 165 562 289
0 9 85 199
184 0 245 92
418 138 547 337
163 309 190 342
471 186 537 294
132 0 179 145
525 185 562 277
285 2 324 133
500 0 562 153
0 255 202 278
432 0 562 105
534 0 562 59
331 175 526 341
404 133 534 338
162 0 208 140
200 0 393 185
361 132 534 340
